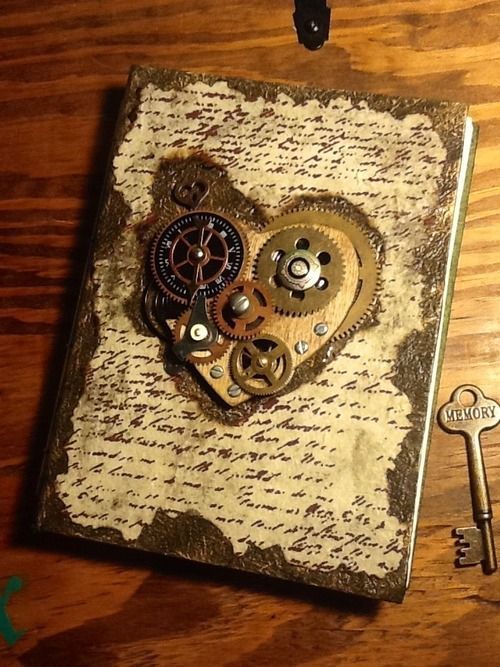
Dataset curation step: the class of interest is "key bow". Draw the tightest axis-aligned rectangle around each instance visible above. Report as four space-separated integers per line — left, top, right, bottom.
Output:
438 384 500 438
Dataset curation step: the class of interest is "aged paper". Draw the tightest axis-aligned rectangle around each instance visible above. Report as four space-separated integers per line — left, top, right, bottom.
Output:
45 71 462 597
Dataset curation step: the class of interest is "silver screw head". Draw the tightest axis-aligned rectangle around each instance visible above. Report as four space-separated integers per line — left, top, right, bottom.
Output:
277 249 320 291
210 365 224 379
314 323 328 336
295 340 309 355
229 292 251 317
228 384 242 397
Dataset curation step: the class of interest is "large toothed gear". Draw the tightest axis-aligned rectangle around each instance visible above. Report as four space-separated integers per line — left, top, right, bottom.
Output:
213 279 274 339
151 211 247 305
230 334 293 396
255 225 344 315
320 213 381 341
260 209 381 338
173 310 230 365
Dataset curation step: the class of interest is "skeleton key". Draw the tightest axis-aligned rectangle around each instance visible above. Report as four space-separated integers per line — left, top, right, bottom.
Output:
438 384 500 574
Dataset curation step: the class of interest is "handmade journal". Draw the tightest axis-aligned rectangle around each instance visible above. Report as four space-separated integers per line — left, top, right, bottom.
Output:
37 66 477 602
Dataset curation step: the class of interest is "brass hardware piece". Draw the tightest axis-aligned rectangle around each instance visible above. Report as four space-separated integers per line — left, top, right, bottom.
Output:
150 211 246 305
271 210 380 338
255 224 344 315
213 279 274 339
230 334 293 396
173 301 229 365
438 384 500 574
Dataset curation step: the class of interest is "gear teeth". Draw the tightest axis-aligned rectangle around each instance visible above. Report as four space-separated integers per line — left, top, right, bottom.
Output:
149 227 189 306
271 205 383 256
173 309 230 365
264 207 381 340
254 224 345 317
230 334 293 396
149 211 249 305
212 279 274 340
332 272 382 341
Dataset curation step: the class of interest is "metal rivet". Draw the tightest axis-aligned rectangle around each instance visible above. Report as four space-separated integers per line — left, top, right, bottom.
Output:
210 365 224 379
314 323 328 336
295 340 309 355
192 246 205 261
228 384 242 397
190 323 209 341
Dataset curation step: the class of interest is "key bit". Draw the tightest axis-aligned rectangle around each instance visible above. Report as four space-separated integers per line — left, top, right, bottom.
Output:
454 526 485 566
438 384 500 574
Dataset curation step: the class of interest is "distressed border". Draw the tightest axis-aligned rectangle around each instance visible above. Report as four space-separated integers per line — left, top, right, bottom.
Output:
37 66 467 603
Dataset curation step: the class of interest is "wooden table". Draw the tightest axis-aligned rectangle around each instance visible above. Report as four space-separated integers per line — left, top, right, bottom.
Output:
1 1 499 664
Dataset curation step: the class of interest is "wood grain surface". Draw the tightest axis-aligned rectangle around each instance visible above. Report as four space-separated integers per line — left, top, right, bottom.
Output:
1 0 499 665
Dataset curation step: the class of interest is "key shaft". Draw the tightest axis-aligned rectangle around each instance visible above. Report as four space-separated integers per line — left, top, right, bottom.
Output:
463 430 497 573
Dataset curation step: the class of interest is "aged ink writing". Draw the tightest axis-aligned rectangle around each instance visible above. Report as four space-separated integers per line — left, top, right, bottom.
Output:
55 79 449 579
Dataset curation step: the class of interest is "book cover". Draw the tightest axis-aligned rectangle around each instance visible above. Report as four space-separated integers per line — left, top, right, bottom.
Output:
37 66 474 602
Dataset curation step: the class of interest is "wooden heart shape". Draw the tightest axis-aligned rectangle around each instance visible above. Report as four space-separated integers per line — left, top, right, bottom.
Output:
143 160 381 408
191 208 380 406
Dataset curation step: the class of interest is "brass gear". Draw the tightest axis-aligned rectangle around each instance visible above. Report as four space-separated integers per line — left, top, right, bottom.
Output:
255 225 345 316
230 334 293 396
213 279 274 339
268 209 381 340
173 310 230 365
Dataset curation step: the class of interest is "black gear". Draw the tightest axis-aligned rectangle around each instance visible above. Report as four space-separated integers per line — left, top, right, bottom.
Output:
151 211 246 305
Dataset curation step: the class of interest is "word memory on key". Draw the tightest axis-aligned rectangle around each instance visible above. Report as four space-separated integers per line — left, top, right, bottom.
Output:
438 384 500 574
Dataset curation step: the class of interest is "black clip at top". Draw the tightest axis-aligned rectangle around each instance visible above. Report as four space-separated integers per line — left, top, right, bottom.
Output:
293 0 331 51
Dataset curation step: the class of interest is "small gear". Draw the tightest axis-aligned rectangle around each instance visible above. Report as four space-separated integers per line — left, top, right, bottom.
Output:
213 279 274 339
230 334 293 396
173 310 230 365
255 225 344 316
151 211 247 305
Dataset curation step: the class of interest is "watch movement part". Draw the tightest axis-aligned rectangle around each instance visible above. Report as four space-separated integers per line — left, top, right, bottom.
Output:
230 334 293 396
172 298 229 365
255 224 344 315
151 211 246 305
213 279 274 339
267 209 381 339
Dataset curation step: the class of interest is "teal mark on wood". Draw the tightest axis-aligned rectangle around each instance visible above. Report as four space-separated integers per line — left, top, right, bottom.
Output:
0 576 25 646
